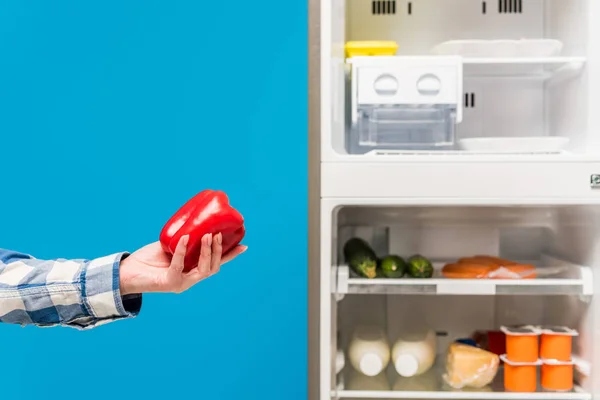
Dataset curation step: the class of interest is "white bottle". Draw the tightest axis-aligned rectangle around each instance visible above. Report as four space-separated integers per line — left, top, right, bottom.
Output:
335 350 345 375
392 329 437 378
348 326 391 377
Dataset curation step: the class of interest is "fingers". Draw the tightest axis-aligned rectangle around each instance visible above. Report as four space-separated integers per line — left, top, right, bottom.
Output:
221 245 248 265
197 233 212 276
168 235 188 276
210 233 223 274
180 234 211 289
177 236 247 292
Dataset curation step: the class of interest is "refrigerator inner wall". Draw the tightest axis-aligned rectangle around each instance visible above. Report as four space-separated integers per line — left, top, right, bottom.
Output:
332 205 600 394
325 0 593 156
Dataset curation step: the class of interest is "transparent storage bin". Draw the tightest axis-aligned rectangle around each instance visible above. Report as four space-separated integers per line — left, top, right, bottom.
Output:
348 105 456 154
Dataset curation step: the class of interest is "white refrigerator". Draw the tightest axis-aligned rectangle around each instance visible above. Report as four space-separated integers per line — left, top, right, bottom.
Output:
311 1 600 399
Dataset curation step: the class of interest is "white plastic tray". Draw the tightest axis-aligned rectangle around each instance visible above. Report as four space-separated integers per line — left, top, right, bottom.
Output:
431 39 563 58
458 137 570 154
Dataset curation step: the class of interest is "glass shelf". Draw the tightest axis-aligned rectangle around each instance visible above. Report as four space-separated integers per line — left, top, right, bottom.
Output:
335 365 590 399
462 57 586 79
335 256 593 296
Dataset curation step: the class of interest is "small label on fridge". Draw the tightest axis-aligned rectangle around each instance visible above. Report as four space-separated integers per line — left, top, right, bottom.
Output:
590 174 600 188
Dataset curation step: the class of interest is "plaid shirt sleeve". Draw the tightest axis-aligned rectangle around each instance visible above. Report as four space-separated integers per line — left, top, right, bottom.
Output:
0 248 142 330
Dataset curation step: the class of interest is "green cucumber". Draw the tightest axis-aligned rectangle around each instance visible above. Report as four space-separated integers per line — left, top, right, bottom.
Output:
343 238 378 279
407 254 434 278
380 255 407 278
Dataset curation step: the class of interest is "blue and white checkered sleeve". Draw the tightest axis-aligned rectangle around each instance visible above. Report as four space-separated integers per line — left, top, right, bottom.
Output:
0 249 142 330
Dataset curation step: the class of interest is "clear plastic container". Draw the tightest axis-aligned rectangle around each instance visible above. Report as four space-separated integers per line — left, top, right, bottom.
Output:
349 105 456 154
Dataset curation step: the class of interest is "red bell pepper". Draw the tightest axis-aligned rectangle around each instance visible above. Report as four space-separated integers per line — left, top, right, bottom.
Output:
160 190 245 271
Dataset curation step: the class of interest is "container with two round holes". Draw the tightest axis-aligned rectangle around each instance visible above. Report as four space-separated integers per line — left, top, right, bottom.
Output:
540 326 578 361
541 359 574 392
501 326 541 363
500 355 541 392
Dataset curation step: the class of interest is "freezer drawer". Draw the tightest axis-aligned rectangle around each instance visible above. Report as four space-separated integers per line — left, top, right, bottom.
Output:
349 105 456 154
347 57 462 154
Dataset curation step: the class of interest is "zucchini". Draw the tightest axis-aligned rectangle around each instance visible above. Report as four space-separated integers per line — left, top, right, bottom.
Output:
407 254 434 278
380 255 407 278
343 238 378 279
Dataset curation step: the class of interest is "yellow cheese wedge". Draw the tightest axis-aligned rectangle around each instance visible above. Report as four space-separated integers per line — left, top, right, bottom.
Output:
443 343 500 389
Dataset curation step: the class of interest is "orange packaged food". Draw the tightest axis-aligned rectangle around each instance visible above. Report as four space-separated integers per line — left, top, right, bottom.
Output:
442 255 537 279
488 264 537 279
458 256 517 266
457 257 502 266
442 263 495 279
500 355 540 393
501 326 541 363
540 326 578 362
541 359 574 392
473 255 518 265
442 263 536 279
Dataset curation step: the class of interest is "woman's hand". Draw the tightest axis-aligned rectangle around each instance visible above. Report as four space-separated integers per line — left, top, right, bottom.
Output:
119 234 247 295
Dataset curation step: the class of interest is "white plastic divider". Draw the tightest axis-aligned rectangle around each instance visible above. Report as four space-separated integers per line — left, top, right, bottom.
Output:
346 56 586 79
462 56 586 78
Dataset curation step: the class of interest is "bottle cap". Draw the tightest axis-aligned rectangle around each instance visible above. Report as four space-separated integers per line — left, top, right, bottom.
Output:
360 353 383 376
395 354 419 377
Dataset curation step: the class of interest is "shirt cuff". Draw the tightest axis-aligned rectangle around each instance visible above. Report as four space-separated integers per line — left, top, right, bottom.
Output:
80 252 142 327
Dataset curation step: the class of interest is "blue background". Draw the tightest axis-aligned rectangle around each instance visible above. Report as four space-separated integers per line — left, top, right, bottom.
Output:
0 1 307 399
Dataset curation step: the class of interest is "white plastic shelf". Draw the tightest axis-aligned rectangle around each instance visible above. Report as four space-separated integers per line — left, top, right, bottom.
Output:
346 56 586 80
462 57 586 79
335 387 590 399
335 256 592 296
335 389 590 400
334 365 591 400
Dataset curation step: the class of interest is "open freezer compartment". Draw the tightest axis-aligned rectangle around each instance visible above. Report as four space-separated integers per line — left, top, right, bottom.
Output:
327 204 599 398
324 0 596 158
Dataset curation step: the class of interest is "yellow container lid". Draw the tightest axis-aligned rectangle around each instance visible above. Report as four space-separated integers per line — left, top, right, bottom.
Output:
345 41 399 58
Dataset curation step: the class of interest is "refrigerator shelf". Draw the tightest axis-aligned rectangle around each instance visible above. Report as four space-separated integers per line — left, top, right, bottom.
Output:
462 57 586 79
334 386 590 399
334 365 591 400
347 56 586 80
335 256 593 296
